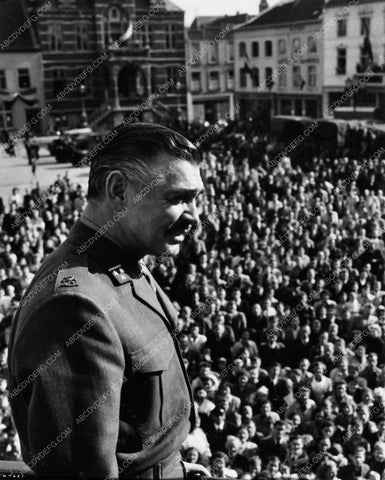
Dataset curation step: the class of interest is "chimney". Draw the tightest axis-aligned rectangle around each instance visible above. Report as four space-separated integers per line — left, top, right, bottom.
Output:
259 0 269 13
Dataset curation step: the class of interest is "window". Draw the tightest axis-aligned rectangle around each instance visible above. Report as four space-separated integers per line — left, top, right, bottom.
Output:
292 37 301 54
150 67 157 92
360 17 371 35
226 70 234 89
306 99 318 117
278 68 286 87
278 39 286 55
104 6 128 46
265 40 272 57
208 71 219 91
293 65 302 87
191 72 201 92
265 67 273 83
308 36 317 53
308 66 316 87
240 67 247 87
110 6 119 19
136 71 146 96
191 42 200 64
337 19 347 37
281 99 292 115
76 24 88 50
47 24 63 51
139 24 153 48
208 44 219 64
239 42 247 58
0 70 6 89
355 91 376 107
336 47 346 74
165 24 178 49
227 43 234 62
18 69 30 89
252 41 259 57
52 70 66 97
252 67 259 88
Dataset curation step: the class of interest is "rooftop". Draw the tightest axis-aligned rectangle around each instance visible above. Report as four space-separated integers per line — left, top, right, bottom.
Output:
0 0 40 51
189 13 251 32
237 0 324 30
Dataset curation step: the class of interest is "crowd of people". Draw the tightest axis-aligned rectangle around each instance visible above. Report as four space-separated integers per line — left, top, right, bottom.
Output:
0 120 385 479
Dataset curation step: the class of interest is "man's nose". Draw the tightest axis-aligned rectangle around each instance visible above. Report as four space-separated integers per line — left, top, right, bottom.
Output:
185 200 200 227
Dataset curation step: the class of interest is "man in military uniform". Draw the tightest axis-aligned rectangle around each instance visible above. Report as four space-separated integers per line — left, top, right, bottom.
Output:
8 123 210 479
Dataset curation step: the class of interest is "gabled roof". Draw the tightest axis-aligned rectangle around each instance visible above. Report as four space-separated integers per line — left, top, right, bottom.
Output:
237 0 324 30
162 0 183 12
208 13 251 28
189 16 221 31
0 0 40 51
136 0 183 12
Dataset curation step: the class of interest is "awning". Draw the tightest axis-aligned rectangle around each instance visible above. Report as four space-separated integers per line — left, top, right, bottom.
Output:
0 87 37 106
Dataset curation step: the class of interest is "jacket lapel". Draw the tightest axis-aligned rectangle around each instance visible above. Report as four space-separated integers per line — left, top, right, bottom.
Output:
129 275 173 330
148 272 179 331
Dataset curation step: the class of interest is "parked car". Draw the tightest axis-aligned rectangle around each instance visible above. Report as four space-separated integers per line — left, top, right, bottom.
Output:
50 128 106 166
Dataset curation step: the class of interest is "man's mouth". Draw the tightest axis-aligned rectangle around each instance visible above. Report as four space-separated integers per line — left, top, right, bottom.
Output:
167 225 192 242
166 219 194 241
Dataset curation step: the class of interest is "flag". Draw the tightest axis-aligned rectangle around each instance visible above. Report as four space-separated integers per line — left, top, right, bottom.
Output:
111 20 134 49
244 62 260 84
363 21 373 64
120 20 134 43
244 61 254 76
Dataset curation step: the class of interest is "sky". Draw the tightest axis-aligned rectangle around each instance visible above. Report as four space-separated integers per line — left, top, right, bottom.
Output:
172 0 281 26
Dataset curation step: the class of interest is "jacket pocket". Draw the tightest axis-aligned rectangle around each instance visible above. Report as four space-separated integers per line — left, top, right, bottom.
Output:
129 330 175 428
130 329 174 373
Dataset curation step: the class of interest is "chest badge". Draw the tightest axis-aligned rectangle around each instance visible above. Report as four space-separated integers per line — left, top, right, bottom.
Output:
59 276 78 287
108 265 131 285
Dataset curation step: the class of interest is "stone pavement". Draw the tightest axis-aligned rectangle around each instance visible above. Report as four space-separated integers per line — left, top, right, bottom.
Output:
0 143 89 210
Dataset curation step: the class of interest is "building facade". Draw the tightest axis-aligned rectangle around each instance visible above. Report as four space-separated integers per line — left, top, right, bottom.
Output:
234 0 324 121
186 14 250 123
323 0 385 120
0 0 45 133
25 0 186 130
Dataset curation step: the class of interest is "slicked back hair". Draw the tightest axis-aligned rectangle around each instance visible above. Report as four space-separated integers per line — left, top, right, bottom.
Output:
87 123 201 200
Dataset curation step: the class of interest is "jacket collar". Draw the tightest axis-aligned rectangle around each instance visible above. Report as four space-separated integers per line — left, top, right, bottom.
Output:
67 219 142 276
66 220 177 329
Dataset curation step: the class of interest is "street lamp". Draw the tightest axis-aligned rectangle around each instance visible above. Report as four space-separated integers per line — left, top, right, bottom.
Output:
79 84 89 127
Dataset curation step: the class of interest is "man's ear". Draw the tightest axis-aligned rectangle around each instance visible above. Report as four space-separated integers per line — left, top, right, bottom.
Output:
105 171 133 207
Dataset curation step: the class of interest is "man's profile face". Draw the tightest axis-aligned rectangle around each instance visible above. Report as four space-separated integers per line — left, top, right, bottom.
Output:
122 157 203 257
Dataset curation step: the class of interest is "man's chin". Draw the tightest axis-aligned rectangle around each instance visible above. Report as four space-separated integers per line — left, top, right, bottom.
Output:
153 241 181 257
164 242 181 256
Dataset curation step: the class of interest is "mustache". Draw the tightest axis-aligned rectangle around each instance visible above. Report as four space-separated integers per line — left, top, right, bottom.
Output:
167 217 198 234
